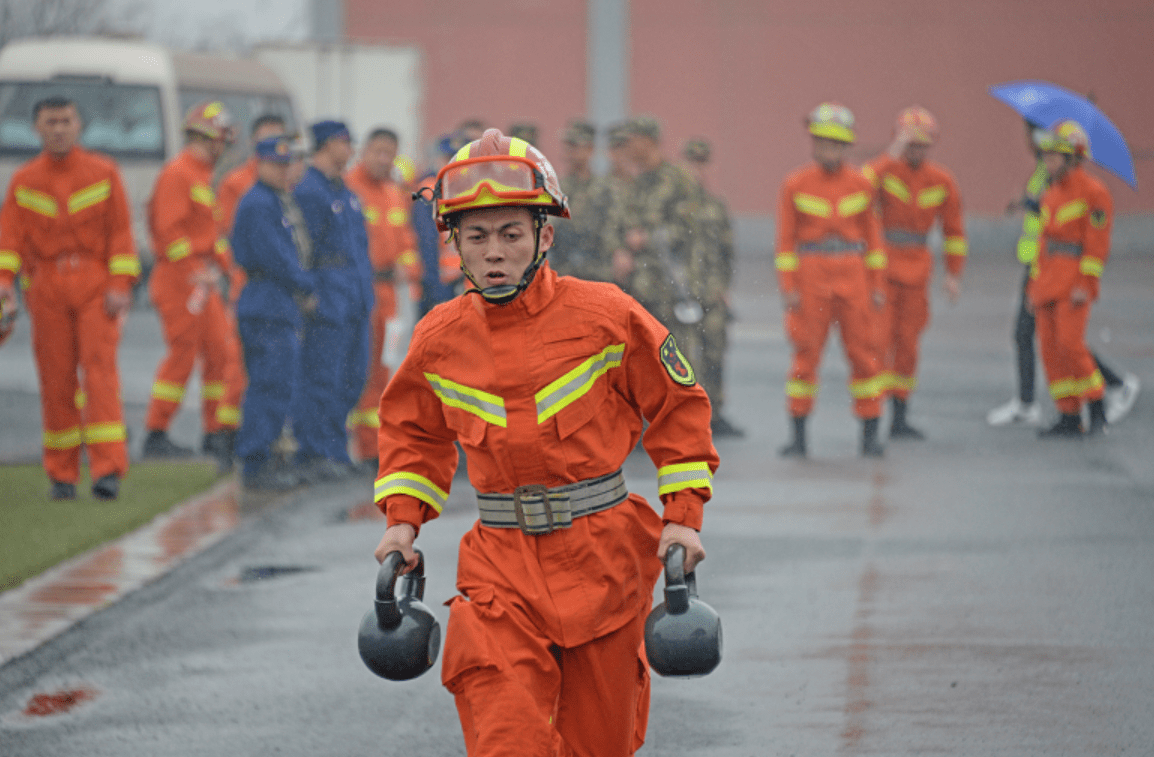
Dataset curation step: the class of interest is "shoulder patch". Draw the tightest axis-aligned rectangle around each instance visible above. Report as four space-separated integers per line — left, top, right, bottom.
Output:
1090 208 1108 229
660 334 696 386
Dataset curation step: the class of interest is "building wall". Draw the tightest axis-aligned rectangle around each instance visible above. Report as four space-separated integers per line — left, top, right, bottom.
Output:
346 0 1154 216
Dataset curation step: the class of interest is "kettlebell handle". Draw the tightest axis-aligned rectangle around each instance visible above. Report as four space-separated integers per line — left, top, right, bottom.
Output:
374 549 425 630
662 544 698 615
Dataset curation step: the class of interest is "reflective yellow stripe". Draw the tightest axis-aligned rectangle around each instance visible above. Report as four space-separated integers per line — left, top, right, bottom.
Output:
216 405 240 426
387 207 408 226
1055 199 1088 226
657 461 713 495
425 372 506 427
363 206 381 224
889 373 918 392
374 471 447 513
397 251 418 267
83 422 127 444
775 251 799 272
190 183 215 207
1017 235 1038 265
43 426 82 450
166 237 192 262
508 138 530 158
68 179 111 214
151 380 185 403
215 238 229 256
109 254 142 277
837 191 870 217
865 250 887 270
1026 162 1048 196
1049 370 1104 400
882 174 911 203
1040 206 1051 225
786 379 818 398
347 408 381 428
15 186 58 217
793 193 832 218
0 250 20 274
1079 257 1104 277
944 237 968 256
916 185 948 209
850 375 886 399
536 343 625 423
74 389 87 409
860 164 879 188
201 381 225 400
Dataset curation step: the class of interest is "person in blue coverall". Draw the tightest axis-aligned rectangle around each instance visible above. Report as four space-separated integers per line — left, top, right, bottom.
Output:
414 133 459 318
291 120 373 481
231 135 316 490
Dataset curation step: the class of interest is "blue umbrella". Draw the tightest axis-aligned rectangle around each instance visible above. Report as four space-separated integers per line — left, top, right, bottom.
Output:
989 80 1137 190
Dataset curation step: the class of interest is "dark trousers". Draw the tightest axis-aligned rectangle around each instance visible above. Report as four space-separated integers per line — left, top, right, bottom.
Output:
237 318 298 475
292 315 370 464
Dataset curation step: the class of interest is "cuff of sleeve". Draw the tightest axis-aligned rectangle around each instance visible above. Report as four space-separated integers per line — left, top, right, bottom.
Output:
1080 274 1100 301
660 489 706 531
946 256 966 277
108 276 135 294
383 495 430 536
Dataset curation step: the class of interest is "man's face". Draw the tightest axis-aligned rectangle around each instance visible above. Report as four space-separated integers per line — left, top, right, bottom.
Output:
35 105 82 156
326 136 354 172
1042 150 1069 180
362 136 398 181
457 206 552 290
252 121 286 145
609 144 635 177
257 160 291 191
812 136 848 170
563 140 593 174
902 142 930 169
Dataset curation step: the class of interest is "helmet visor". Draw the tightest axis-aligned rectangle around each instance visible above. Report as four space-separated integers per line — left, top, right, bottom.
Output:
437 156 544 209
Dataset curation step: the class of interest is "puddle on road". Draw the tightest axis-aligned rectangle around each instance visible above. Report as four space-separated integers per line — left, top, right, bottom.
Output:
237 565 318 583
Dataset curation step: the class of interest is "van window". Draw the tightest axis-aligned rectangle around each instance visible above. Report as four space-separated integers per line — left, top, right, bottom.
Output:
178 90 297 140
0 79 165 159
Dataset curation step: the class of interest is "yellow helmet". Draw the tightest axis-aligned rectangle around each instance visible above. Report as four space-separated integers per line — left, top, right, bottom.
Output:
807 102 856 144
1036 119 1092 159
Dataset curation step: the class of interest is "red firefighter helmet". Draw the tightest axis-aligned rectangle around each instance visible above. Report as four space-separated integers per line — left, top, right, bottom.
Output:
432 128 569 232
1036 119 1092 159
895 106 939 145
183 100 235 143
806 102 856 144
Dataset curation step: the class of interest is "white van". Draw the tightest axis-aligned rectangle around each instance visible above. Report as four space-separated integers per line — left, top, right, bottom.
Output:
0 36 299 265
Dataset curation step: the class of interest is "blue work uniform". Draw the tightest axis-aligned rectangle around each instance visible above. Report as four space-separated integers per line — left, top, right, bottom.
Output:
291 165 373 465
231 180 316 476
413 171 457 316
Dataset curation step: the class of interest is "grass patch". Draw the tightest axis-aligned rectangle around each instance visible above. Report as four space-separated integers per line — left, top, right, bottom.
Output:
0 461 220 592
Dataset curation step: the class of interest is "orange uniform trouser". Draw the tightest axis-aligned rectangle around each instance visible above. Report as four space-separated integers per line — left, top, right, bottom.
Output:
351 283 396 461
1035 298 1104 414
443 588 651 757
145 262 236 434
785 271 884 419
879 278 930 401
26 256 128 483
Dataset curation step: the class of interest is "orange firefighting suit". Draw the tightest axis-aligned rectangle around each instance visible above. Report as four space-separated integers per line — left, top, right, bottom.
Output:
145 148 240 435
775 163 887 419
1029 165 1112 415
862 155 966 400
345 163 421 461
0 146 140 483
374 265 718 757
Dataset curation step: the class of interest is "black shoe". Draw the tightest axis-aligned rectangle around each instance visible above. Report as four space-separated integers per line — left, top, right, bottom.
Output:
861 417 885 458
1038 413 1084 438
204 430 237 473
243 460 300 492
92 473 120 501
1087 399 1108 437
710 415 746 439
50 480 77 500
142 430 194 458
888 396 925 441
778 415 807 458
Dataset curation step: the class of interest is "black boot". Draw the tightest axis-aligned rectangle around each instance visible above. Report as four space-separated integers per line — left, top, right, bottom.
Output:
50 480 77 500
142 430 194 458
888 396 925 441
861 417 885 458
92 473 120 501
1087 399 1108 436
1038 413 1083 438
778 415 807 458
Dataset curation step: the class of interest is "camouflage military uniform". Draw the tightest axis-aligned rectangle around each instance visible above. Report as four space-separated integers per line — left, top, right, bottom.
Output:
551 173 614 281
686 188 734 409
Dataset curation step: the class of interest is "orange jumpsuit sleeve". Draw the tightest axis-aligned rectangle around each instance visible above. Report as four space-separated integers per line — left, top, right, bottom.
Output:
775 177 800 294
623 300 719 531
1079 183 1112 301
0 179 27 289
859 183 886 292
940 172 967 278
151 165 216 263
103 167 140 293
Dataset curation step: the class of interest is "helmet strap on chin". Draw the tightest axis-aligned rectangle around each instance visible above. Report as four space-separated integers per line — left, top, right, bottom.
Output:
459 210 549 305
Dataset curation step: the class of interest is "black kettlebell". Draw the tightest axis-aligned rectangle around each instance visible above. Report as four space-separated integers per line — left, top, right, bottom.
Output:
357 549 441 681
644 544 723 677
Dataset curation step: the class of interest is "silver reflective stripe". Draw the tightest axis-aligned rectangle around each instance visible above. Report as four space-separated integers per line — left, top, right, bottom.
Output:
797 237 865 253
477 469 628 534
374 471 449 513
884 228 928 247
536 343 625 423
424 372 507 427
1048 240 1083 256
657 461 713 495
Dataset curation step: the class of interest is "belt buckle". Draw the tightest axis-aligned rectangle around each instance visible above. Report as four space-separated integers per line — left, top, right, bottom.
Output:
512 484 551 535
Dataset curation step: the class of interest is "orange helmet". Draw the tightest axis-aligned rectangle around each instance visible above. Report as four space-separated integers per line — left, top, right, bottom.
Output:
806 102 856 144
895 106 939 145
1037 119 1092 159
431 128 569 232
183 100 235 143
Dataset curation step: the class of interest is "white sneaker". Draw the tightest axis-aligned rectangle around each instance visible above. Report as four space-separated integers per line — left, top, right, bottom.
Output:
1105 372 1140 424
987 398 1043 427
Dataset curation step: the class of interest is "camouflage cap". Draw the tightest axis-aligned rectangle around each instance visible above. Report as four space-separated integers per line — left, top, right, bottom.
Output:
626 115 661 141
682 137 711 163
563 119 596 146
507 122 539 146
607 122 631 148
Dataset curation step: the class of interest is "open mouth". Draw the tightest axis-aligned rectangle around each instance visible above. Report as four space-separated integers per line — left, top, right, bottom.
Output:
485 271 509 286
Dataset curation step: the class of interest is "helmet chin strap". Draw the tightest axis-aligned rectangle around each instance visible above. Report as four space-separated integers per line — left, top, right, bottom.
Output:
461 213 548 305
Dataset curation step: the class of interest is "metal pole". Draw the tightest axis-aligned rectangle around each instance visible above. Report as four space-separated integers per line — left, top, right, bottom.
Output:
587 0 629 171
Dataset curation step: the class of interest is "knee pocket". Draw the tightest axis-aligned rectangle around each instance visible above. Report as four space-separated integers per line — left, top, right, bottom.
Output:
441 588 507 693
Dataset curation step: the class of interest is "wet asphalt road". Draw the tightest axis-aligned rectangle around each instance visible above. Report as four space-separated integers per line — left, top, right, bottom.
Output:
1 245 1152 756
